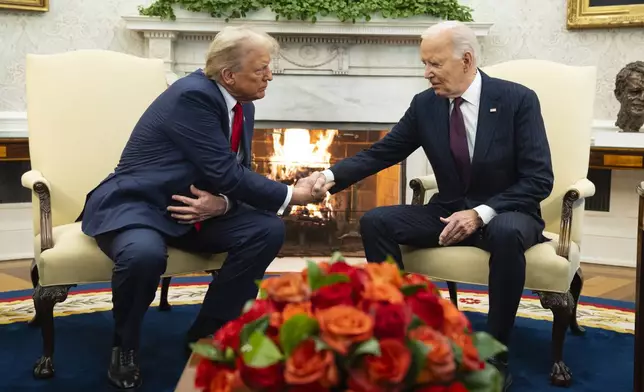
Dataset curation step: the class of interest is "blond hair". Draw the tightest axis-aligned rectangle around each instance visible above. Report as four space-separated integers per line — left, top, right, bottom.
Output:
204 26 279 82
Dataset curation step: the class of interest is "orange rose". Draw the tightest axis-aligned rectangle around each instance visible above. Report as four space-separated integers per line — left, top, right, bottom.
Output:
365 339 411 384
261 273 310 303
440 299 471 339
316 305 374 354
453 334 484 371
285 339 339 388
402 273 441 296
270 302 313 329
361 282 404 305
208 368 240 392
408 326 455 383
364 263 403 288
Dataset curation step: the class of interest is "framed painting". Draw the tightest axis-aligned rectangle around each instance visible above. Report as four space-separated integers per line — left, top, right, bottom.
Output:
0 0 48 11
568 0 644 29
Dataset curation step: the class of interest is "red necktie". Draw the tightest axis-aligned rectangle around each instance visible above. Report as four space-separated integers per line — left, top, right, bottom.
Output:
194 103 243 232
230 102 243 153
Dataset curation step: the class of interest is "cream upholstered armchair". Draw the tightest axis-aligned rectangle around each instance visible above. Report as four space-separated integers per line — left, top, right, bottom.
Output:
402 60 596 387
22 50 226 379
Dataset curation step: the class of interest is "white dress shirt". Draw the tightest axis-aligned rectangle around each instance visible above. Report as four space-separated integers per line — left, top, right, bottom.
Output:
216 83 291 215
322 71 498 225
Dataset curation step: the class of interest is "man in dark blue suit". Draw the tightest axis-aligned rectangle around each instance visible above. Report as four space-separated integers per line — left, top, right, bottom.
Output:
80 27 333 389
310 21 553 390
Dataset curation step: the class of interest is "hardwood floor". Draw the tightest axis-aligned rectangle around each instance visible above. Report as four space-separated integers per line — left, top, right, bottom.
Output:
0 259 637 302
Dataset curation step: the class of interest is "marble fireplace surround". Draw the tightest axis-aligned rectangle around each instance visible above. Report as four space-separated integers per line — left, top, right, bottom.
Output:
123 10 493 200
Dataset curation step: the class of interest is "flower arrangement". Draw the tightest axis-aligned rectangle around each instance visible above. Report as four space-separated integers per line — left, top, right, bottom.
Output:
191 254 506 392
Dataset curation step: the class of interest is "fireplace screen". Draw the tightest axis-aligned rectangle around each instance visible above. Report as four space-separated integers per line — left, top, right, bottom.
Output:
252 128 404 257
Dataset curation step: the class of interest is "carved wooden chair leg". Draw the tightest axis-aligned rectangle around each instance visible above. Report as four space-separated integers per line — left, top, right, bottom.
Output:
32 284 73 379
158 277 172 311
447 281 459 308
537 290 574 387
28 263 41 328
569 268 585 335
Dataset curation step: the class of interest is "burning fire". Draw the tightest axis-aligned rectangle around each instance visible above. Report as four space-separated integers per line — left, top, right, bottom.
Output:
268 128 338 219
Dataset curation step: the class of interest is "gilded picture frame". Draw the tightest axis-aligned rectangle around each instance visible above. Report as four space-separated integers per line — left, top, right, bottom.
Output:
567 0 644 29
0 0 48 12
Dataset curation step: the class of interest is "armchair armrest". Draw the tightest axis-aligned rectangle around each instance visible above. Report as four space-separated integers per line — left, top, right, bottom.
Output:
21 170 53 252
409 175 438 205
557 178 595 259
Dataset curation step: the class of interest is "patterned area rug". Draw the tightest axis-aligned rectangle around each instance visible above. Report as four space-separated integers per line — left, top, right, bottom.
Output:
0 276 635 391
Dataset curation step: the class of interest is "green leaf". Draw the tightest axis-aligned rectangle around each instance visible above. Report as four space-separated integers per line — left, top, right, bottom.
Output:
224 346 235 362
306 259 323 289
352 338 381 357
279 314 319 356
240 315 269 345
241 331 284 368
400 283 428 296
472 332 507 360
459 362 504 392
385 255 397 265
315 273 351 290
242 299 255 314
190 342 224 361
450 341 463 368
330 251 345 263
312 336 331 352
404 339 430 384
407 315 424 331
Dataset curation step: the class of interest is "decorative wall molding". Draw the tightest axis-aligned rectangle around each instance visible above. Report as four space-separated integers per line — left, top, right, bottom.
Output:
123 9 494 39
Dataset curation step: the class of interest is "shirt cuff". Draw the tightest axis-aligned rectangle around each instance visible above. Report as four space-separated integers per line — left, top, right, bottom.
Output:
321 169 334 183
219 194 231 214
473 204 497 225
277 185 293 216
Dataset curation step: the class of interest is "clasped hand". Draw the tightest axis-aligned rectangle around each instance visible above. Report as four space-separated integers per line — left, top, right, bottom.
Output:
291 172 334 205
167 185 227 224
438 209 482 246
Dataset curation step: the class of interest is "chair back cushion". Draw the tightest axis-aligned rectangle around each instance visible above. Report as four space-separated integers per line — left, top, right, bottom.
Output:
26 50 167 233
481 60 596 244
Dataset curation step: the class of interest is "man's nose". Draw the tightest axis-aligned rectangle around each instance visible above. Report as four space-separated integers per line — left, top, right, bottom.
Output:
266 68 273 81
424 65 434 79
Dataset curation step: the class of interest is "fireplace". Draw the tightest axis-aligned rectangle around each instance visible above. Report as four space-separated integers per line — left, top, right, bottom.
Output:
252 127 404 257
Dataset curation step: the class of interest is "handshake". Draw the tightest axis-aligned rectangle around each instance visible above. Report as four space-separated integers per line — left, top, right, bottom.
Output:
290 171 334 206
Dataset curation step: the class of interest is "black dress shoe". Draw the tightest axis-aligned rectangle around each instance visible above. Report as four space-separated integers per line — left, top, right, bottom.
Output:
186 315 225 345
108 347 142 390
488 356 513 392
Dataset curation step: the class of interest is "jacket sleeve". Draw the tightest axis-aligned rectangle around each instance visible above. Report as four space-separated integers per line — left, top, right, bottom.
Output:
483 89 554 212
328 94 422 193
163 90 288 212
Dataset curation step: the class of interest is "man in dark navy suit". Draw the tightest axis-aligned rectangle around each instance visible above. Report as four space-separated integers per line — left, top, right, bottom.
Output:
309 21 553 390
80 27 333 389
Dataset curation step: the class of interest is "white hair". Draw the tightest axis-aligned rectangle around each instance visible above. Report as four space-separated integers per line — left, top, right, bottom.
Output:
421 21 480 65
204 26 279 82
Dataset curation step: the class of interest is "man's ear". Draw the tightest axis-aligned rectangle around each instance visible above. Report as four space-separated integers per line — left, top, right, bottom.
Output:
221 69 235 85
462 52 474 72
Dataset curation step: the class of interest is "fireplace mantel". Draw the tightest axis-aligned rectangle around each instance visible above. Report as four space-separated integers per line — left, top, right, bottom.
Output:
123 10 493 81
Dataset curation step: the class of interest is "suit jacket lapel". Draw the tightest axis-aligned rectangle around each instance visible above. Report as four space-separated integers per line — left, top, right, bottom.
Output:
433 96 461 180
470 72 500 177
241 105 253 167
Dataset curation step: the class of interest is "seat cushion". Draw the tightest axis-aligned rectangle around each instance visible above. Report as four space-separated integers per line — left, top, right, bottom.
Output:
401 231 580 293
35 222 226 287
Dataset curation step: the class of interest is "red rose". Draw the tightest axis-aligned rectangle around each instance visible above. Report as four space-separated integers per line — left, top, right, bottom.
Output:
328 262 370 293
195 358 218 389
406 290 444 330
237 358 285 392
372 302 410 341
213 320 244 351
312 282 355 310
239 299 275 324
